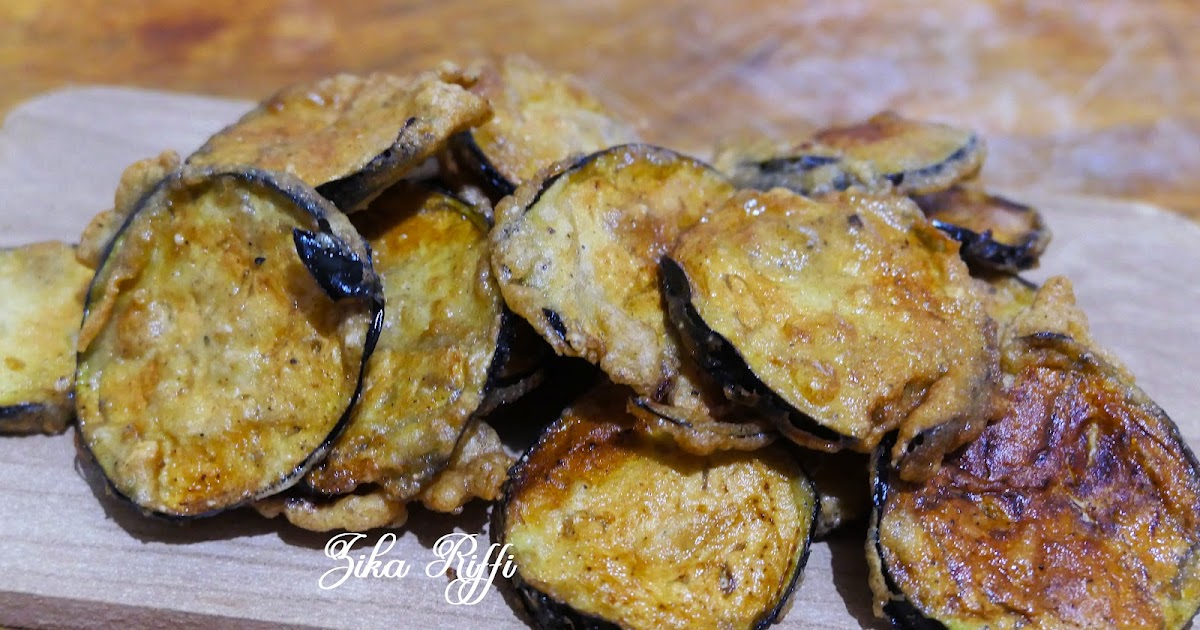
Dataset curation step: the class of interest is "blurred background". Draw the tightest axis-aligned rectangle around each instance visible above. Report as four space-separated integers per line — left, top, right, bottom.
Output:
2 0 1197 215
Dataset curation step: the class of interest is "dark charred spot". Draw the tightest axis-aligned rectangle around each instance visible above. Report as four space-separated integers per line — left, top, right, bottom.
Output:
542 308 568 342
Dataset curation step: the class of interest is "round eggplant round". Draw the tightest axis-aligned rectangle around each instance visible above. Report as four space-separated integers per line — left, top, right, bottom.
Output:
813 111 984 195
187 67 491 213
490 143 744 434
75 166 382 518
496 381 818 630
448 55 640 199
716 112 983 197
664 188 1001 482
869 333 1200 629
0 241 92 434
301 185 518 502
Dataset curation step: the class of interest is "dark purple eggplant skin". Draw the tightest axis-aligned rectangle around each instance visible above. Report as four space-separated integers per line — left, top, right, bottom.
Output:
868 436 950 630
659 256 849 447
730 154 854 195
448 131 519 201
928 219 1044 274
76 166 384 521
314 116 420 213
885 134 980 191
913 189 1048 274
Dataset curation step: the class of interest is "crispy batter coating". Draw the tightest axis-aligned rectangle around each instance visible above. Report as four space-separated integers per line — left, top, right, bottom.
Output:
454 55 640 194
254 489 409 533
77 151 181 270
418 419 513 513
0 242 92 434
490 145 740 433
188 67 491 212
668 189 1000 481
76 168 379 517
302 187 504 500
500 382 816 630
871 334 1200 628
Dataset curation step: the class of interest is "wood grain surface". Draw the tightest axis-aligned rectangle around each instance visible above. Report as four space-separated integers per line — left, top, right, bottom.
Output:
1 86 1199 630
1 0 1198 217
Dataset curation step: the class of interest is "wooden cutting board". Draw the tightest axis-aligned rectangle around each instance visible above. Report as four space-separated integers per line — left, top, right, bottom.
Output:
1 87 1198 630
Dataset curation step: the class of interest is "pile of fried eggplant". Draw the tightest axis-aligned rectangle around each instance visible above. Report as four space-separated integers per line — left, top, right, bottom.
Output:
2 57 1198 629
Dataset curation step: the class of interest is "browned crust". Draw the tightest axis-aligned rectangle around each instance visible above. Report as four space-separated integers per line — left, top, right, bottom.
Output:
872 334 1200 628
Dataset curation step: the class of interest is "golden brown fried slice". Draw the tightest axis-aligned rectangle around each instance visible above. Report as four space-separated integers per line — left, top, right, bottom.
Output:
814 111 984 194
716 112 983 197
665 189 1000 481
491 145 747 433
76 167 382 518
0 242 92 434
914 185 1052 273
870 332 1200 629
450 55 640 196
302 187 506 500
187 66 491 212
497 381 817 629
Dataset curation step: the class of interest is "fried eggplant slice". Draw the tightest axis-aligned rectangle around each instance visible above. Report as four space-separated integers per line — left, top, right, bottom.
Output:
449 56 640 197
814 111 984 195
914 186 1052 273
496 382 817 630
717 112 983 197
0 242 92 434
75 167 382 518
491 144 741 428
301 186 511 500
713 139 864 197
869 333 1200 629
187 67 491 212
665 189 1001 481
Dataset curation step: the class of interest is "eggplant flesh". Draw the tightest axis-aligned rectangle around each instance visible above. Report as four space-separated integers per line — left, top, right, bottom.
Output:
665 188 1000 482
75 167 382 518
0 242 92 434
915 186 1051 273
490 144 747 435
187 67 491 213
870 334 1200 629
448 55 639 199
302 186 513 501
496 382 818 630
